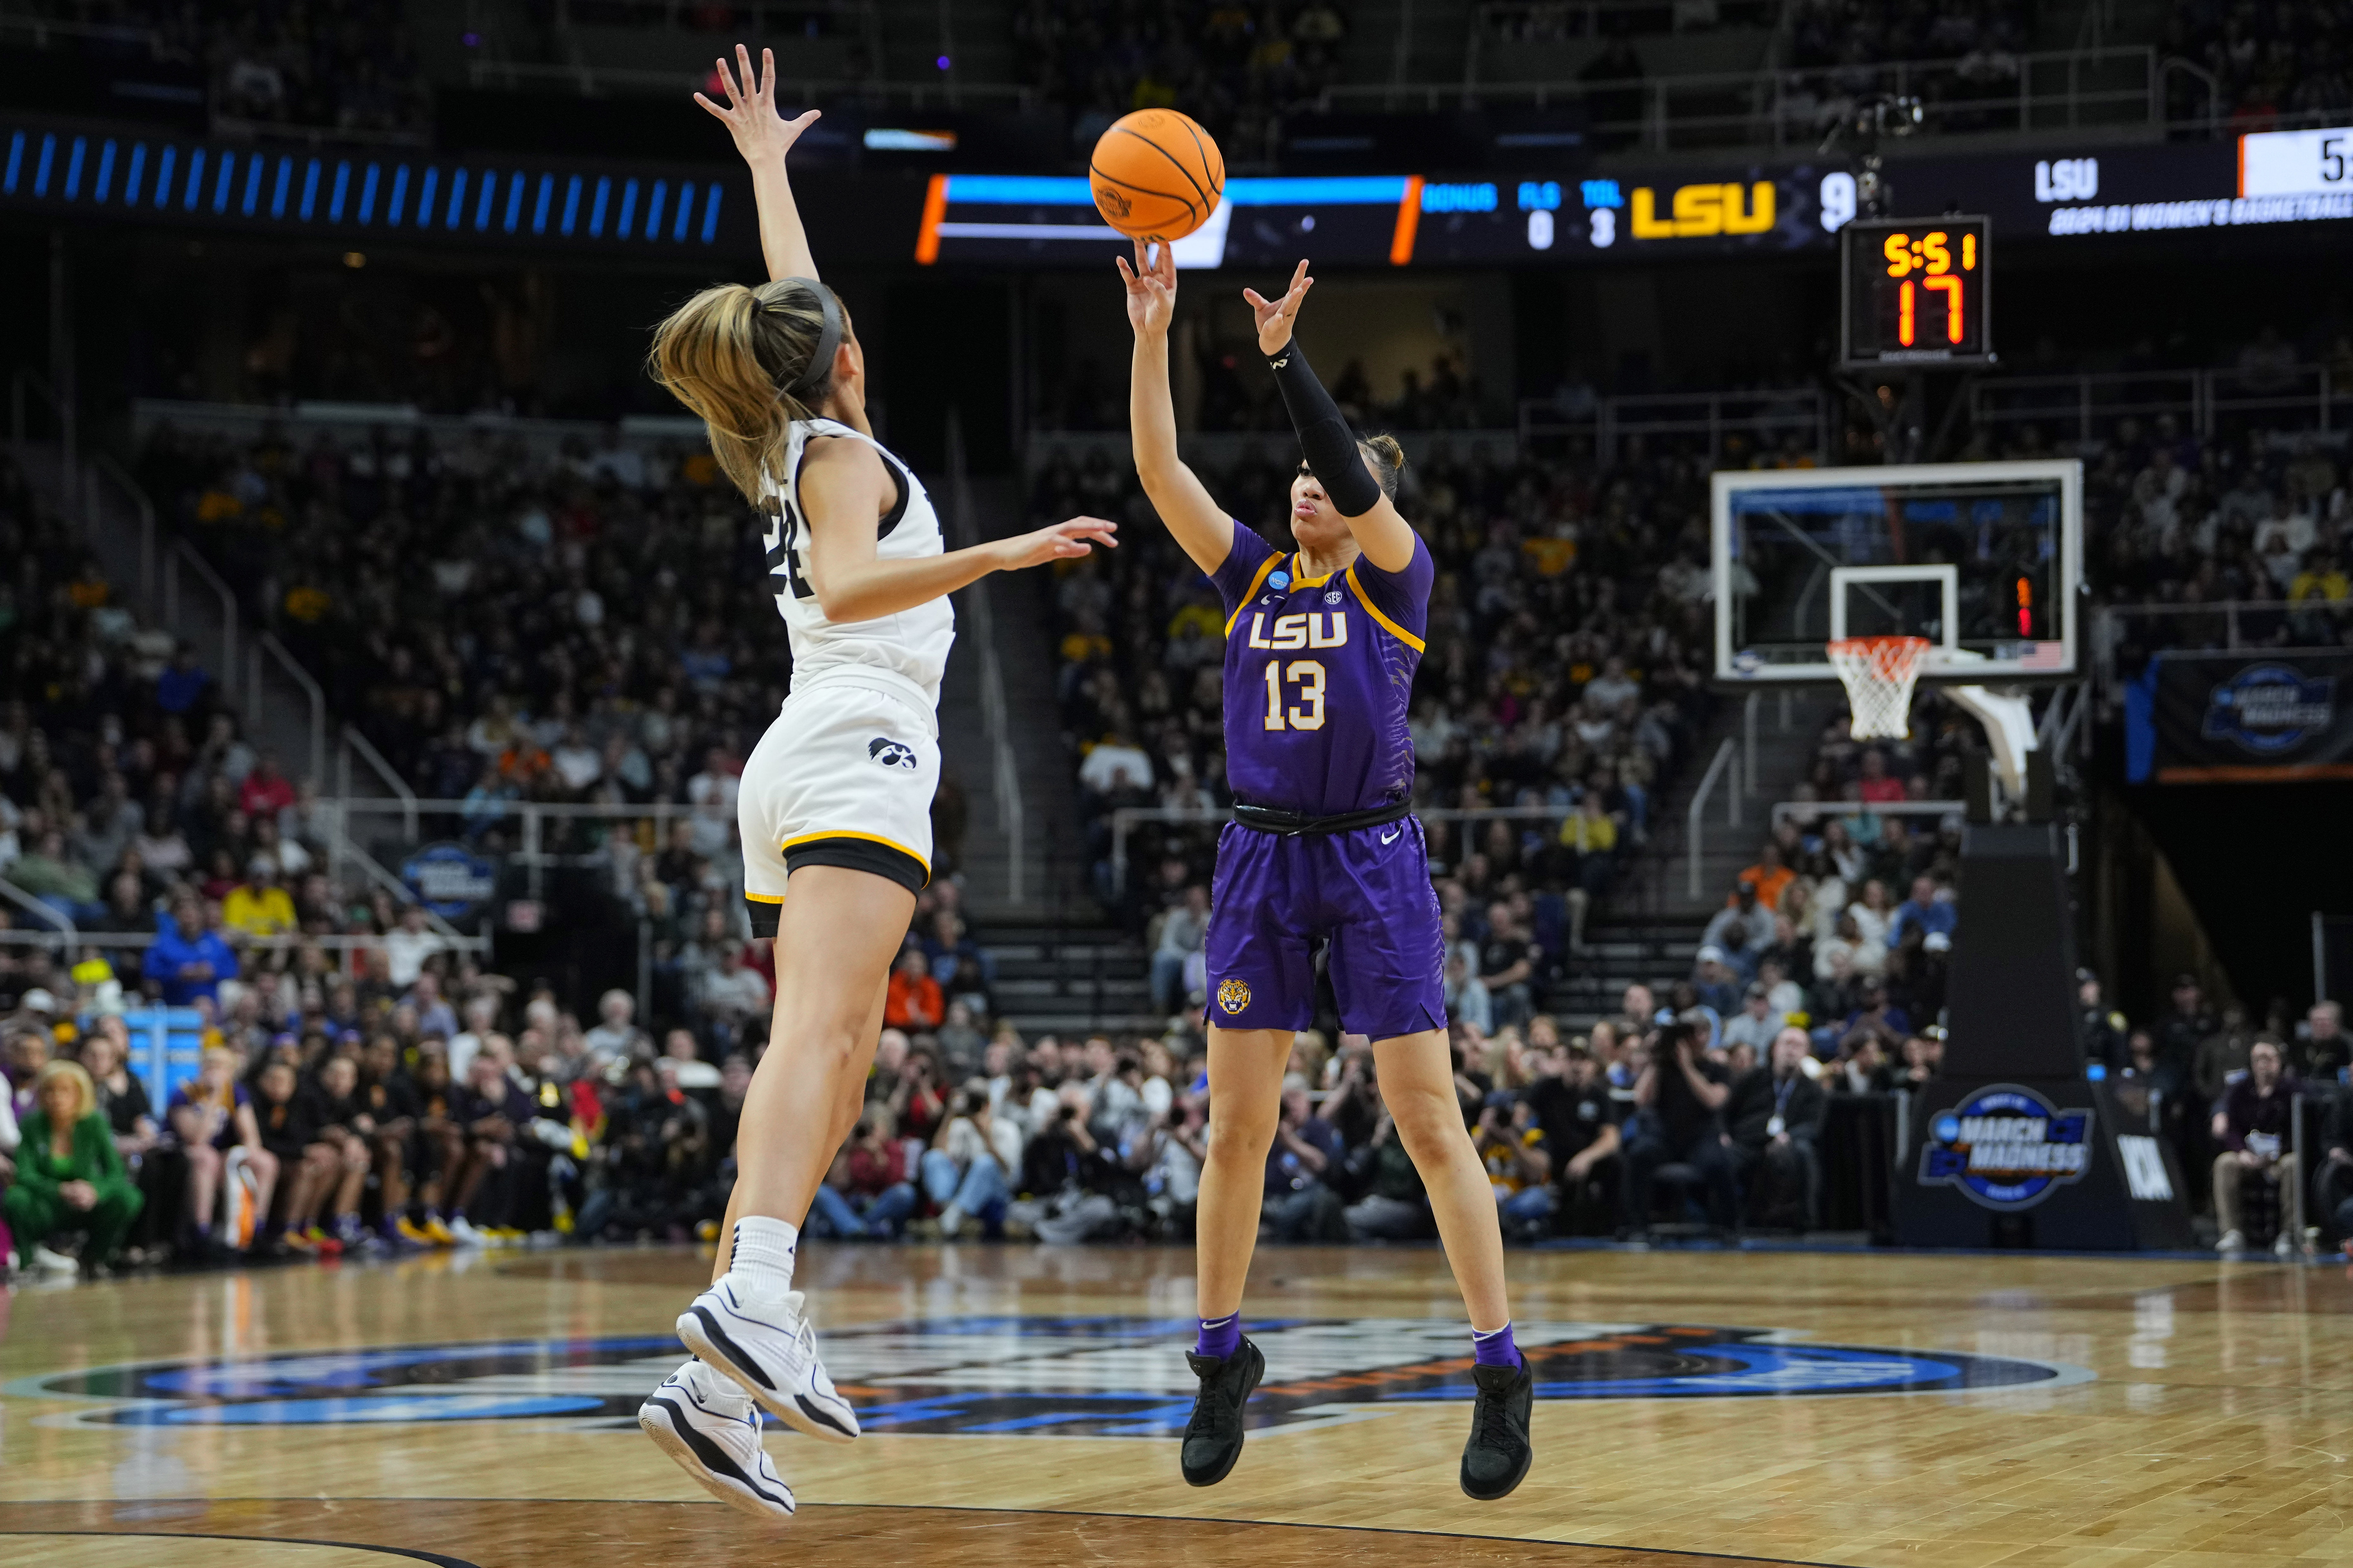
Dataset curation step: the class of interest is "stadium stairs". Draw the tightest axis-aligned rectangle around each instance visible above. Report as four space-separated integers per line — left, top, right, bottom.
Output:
12 437 318 782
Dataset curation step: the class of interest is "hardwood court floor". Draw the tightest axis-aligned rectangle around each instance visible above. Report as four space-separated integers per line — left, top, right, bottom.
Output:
3 1244 2350 1567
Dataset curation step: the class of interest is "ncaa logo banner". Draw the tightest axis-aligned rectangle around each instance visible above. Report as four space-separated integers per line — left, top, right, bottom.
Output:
1918 1085 2094 1210
2131 650 2353 784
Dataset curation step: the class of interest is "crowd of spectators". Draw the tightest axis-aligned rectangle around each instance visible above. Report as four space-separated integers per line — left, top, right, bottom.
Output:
2160 0 2353 133
811 1001 1871 1249
23 0 428 138
2065 405 2353 671
1011 0 1353 163
1785 0 2029 70
1052 348 1494 434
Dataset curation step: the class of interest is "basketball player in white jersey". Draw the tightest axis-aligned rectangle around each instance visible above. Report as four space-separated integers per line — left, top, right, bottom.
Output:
633 46 1115 1517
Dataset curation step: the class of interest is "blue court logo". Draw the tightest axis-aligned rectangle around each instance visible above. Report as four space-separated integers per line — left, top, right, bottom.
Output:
2201 662 2335 753
1919 1085 2093 1209
25 1317 2084 1434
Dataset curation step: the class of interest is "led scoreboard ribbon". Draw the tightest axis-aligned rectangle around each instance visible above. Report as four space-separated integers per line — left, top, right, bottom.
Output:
0 121 739 252
1838 216 1993 369
916 172 1423 268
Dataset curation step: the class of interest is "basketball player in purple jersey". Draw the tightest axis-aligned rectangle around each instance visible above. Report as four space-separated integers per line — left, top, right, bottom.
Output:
1116 240 1533 1500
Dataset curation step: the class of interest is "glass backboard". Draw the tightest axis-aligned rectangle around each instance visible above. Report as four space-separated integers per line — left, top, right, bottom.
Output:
1711 459 2081 684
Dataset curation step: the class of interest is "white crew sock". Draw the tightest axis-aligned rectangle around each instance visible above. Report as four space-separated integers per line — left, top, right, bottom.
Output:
727 1216 799 1301
678 1355 753 1412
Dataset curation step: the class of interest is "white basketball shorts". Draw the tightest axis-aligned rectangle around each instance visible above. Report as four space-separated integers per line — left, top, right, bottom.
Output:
738 675 938 934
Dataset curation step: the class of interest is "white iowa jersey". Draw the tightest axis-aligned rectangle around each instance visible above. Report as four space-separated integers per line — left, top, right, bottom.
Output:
757 417 955 705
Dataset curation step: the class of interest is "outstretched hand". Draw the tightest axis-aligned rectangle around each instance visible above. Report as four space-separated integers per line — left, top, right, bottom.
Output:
994 515 1119 572
1114 239 1177 342
1243 259 1314 355
695 45 820 166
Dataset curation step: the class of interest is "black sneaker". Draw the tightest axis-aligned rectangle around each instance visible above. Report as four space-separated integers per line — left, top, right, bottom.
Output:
1180 1336 1264 1487
1460 1355 1534 1500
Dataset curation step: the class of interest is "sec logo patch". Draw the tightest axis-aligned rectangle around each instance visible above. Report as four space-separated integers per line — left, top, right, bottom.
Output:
1216 977 1251 1014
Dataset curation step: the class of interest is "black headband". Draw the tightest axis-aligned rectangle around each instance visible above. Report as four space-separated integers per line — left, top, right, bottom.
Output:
760 276 844 399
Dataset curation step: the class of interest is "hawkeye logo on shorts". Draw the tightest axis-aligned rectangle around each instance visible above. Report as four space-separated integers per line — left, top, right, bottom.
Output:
1217 977 1252 1014
1919 1084 2094 1209
25 1317 2088 1435
868 737 920 770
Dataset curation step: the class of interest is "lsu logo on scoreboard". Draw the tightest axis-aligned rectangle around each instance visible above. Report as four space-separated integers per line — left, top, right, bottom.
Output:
1919 1085 2094 1210
1630 181 1776 239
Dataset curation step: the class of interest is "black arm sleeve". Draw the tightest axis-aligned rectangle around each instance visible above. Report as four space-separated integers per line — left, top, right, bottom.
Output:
1265 340 1381 518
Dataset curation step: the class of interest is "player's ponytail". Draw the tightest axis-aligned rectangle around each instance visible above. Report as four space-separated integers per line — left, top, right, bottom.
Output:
649 277 846 502
1357 432 1406 500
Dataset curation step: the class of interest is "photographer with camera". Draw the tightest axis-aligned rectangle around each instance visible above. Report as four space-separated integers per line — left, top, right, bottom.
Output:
1621 1020 1738 1240
920 1080 1022 1239
1523 1043 1623 1236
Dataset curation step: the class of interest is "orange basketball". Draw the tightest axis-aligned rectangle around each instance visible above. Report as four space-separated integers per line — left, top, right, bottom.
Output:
1089 109 1225 242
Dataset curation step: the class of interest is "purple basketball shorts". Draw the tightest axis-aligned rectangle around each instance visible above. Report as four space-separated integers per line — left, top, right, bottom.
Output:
1202 815 1447 1041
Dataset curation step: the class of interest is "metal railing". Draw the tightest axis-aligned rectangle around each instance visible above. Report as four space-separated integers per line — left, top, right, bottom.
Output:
1325 45 2157 149
0 11 164 49
0 874 77 948
9 367 73 511
2092 602 2348 690
463 56 1034 109
93 452 158 612
1520 387 1826 465
0 927 489 955
946 414 1027 905
340 726 420 843
1967 363 2346 445
1024 426 1522 472
1768 798 1966 829
1684 737 1741 899
132 397 705 452
1108 803 1578 897
259 633 326 789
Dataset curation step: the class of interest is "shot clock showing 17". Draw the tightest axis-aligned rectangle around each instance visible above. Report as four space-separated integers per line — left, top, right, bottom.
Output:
1840 215 1994 368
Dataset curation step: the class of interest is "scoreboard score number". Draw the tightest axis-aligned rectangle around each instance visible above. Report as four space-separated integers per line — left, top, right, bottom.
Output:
1840 215 1994 369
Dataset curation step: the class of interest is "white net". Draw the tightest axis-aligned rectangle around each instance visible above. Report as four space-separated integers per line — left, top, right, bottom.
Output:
1828 636 1932 740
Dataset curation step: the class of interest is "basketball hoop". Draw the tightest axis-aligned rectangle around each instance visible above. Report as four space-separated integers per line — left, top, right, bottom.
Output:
1828 635 1932 740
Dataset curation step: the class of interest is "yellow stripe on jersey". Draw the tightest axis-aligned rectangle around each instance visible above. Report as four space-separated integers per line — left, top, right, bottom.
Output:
1290 553 1339 589
1346 564 1426 652
1223 552 1285 637
779 828 932 872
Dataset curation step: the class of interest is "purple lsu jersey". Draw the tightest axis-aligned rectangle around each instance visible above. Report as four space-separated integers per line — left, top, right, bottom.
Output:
1201 523 1446 1040
1208 524 1433 816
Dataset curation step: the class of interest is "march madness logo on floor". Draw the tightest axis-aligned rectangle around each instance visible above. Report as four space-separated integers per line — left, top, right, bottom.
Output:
23 1318 2086 1434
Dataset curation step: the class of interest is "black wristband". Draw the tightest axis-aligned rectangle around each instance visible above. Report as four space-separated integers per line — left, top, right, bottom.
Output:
1265 339 1381 518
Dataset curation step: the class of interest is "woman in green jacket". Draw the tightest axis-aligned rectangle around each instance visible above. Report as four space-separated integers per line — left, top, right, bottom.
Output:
6 1059 144 1274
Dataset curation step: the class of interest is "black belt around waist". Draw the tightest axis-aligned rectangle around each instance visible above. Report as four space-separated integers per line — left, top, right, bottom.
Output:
1230 799 1411 837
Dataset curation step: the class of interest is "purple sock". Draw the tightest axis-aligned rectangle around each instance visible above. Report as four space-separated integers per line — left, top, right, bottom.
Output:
1472 1322 1519 1369
1196 1314 1241 1360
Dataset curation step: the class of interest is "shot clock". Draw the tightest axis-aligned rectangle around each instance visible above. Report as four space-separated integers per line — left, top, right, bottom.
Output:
1840 216 1993 368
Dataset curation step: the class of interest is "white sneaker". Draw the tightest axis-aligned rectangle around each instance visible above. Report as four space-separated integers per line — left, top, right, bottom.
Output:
639 1360 795 1520
30 1245 80 1275
2215 1229 2246 1252
938 1202 965 1240
2273 1232 2296 1259
446 1215 487 1248
678 1279 861 1444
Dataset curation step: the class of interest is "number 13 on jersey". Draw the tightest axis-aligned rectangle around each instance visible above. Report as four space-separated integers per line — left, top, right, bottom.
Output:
1263 660 1327 731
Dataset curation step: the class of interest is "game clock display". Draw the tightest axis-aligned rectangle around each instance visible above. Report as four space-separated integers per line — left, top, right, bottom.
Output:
1840 216 1993 368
